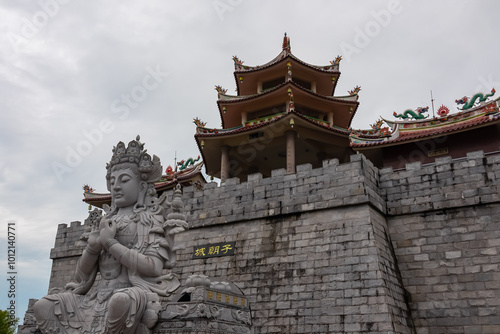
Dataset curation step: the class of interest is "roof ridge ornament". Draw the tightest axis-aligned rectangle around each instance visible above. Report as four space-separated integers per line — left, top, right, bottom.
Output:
215 85 228 97
232 55 244 66
193 117 207 128
437 105 450 117
83 184 95 194
393 106 429 120
330 55 342 67
369 119 391 136
455 88 495 111
177 156 201 171
348 86 361 96
232 55 246 71
282 32 291 53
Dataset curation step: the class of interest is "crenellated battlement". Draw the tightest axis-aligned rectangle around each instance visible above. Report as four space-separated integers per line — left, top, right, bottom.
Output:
381 150 500 215
51 151 500 244
174 153 384 230
142 151 500 231
48 219 91 291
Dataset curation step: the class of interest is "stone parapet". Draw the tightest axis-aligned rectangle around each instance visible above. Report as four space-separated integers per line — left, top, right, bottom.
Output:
174 154 385 230
47 221 88 292
380 150 500 215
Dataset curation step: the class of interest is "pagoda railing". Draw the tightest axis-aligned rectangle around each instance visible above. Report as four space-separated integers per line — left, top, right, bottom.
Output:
196 124 244 134
302 114 329 125
197 112 349 135
302 114 350 133
245 112 287 126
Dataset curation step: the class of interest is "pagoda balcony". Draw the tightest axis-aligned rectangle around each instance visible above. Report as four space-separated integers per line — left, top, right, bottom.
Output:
244 112 286 126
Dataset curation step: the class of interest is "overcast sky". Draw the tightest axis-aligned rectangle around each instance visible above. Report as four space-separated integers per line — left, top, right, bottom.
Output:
1 0 499 320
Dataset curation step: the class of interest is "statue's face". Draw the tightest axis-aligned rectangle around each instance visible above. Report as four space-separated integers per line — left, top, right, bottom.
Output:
110 166 141 208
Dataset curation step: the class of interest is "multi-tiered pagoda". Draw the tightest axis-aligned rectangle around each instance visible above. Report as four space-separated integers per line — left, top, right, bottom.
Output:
194 34 361 182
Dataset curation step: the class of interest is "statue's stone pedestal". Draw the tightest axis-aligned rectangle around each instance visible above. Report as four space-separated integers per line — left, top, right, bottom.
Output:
154 286 252 334
19 275 252 334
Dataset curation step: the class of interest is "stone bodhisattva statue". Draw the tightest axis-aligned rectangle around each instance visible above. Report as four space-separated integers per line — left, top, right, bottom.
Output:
34 136 187 333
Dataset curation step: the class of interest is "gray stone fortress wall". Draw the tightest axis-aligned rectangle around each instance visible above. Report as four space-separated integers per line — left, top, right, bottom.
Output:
27 151 500 334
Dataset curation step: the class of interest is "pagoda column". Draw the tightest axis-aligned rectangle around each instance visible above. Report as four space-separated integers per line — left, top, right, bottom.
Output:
221 145 230 182
241 112 247 125
286 131 296 174
328 112 334 126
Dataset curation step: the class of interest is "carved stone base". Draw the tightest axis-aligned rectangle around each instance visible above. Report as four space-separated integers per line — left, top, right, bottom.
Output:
154 277 252 334
155 317 251 334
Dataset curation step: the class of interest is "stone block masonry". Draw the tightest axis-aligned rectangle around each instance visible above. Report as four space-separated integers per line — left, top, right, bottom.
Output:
47 221 88 292
169 154 411 333
28 151 500 334
382 151 500 334
174 205 412 333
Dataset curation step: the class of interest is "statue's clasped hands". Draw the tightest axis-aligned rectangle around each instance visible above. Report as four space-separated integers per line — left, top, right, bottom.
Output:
99 217 117 244
86 217 116 254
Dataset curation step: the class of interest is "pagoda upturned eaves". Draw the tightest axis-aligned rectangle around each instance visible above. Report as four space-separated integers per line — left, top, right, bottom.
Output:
232 35 342 97
195 34 361 182
217 82 359 129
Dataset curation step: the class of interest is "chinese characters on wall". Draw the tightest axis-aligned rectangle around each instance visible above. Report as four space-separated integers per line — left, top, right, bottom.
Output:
193 241 235 259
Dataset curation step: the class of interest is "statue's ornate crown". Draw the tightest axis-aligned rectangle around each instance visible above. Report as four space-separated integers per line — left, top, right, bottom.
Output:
106 135 162 187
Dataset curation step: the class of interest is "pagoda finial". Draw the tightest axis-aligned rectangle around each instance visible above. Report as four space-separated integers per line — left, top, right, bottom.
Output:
282 33 291 53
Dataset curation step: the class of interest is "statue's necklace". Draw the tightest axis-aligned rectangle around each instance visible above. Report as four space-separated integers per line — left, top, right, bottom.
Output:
113 215 137 248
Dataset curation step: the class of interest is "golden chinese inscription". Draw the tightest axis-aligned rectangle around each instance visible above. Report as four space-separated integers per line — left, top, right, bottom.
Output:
193 241 235 259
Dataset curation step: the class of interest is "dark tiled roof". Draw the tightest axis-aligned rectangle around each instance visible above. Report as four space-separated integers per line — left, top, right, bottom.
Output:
195 110 350 139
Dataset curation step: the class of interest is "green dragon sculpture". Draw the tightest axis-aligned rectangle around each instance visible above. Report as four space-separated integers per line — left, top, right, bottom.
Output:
393 106 429 120
455 88 495 110
177 156 201 171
